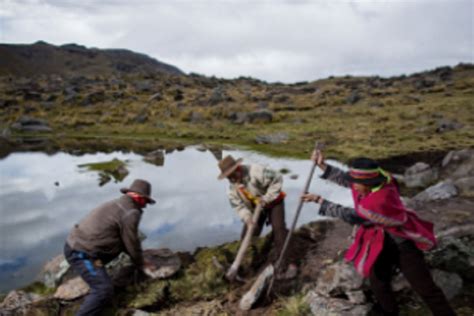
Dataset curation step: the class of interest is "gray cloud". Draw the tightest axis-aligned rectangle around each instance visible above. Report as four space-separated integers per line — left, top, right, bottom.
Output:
0 0 472 82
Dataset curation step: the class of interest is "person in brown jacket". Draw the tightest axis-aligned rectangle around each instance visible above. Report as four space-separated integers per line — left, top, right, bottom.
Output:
64 179 156 316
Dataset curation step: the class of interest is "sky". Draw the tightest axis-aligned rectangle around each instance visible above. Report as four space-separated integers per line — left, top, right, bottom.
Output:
0 0 473 82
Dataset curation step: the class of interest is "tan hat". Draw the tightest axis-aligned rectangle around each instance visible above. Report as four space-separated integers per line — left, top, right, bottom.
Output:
120 179 156 204
217 155 243 180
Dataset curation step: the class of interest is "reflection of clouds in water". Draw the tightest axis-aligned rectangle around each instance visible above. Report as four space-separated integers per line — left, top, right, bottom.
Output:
0 147 351 291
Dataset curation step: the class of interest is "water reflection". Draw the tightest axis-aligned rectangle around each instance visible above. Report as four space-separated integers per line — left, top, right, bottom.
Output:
0 147 352 292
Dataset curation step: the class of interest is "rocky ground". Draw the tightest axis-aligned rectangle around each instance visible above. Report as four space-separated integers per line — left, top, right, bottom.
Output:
1 148 473 316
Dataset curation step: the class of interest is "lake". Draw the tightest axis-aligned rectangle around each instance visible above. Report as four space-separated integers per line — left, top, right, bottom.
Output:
0 146 352 292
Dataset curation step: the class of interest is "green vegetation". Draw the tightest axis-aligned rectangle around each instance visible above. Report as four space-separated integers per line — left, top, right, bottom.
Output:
78 158 129 185
275 293 312 316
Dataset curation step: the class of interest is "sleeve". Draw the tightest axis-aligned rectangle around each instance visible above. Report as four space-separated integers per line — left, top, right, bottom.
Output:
319 200 370 225
260 167 283 203
321 164 351 188
228 187 252 223
120 209 144 267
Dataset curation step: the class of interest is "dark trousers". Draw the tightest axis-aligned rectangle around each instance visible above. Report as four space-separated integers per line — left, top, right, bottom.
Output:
240 201 289 265
369 235 456 316
64 243 114 316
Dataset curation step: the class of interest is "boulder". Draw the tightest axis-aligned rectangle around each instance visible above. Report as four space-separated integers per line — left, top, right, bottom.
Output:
54 276 89 300
314 261 364 297
142 248 181 279
39 254 70 288
403 162 438 188
441 149 474 180
0 290 43 311
431 269 463 300
412 181 458 202
436 119 463 133
454 176 474 197
305 291 372 316
10 116 52 132
426 235 474 281
247 110 273 124
346 91 362 105
255 132 289 145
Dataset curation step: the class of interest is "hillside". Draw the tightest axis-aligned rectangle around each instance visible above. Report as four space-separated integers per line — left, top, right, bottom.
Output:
0 41 183 77
0 42 473 162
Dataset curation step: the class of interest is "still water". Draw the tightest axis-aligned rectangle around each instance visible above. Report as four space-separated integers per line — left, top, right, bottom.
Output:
0 147 352 292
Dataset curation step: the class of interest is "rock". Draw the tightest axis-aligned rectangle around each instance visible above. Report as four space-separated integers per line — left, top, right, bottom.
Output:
239 264 274 310
228 112 248 124
0 290 43 311
412 181 458 202
315 262 364 296
403 162 438 188
131 310 152 316
247 110 273 124
346 290 366 304
10 115 52 132
186 111 204 123
54 276 89 300
81 90 106 106
426 235 474 281
414 78 436 90
148 92 162 102
135 81 153 93
208 86 231 105
431 269 463 300
174 88 184 101
436 119 463 133
255 132 289 145
441 149 474 180
142 248 182 279
39 254 70 288
143 149 165 166
346 91 361 104
305 291 372 316
454 177 474 197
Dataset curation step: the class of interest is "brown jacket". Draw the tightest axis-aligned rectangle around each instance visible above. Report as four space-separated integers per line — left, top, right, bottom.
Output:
67 195 144 267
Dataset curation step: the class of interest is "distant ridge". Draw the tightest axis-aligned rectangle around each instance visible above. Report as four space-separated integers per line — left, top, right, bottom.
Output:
0 41 183 77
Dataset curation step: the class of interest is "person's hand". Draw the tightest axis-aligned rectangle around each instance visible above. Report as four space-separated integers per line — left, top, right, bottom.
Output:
257 196 267 208
311 149 327 171
301 193 324 204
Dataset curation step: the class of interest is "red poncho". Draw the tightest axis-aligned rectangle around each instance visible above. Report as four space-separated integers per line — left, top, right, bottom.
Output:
344 179 436 277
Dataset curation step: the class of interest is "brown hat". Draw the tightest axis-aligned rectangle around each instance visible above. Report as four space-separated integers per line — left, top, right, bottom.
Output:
120 179 156 204
217 155 243 180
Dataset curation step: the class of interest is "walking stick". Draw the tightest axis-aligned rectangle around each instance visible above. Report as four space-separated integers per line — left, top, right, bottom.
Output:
265 141 323 297
226 202 264 281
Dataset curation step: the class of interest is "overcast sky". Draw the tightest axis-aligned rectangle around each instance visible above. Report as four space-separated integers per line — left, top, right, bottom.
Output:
0 0 472 82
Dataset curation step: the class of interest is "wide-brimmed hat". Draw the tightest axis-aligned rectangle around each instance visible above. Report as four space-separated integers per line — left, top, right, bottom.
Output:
344 158 387 185
120 179 156 204
217 155 243 180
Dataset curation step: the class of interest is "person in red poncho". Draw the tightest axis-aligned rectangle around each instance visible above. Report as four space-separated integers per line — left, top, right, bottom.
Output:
301 149 455 316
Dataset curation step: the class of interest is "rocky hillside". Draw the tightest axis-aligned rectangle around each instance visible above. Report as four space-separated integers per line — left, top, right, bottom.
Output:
0 41 183 77
0 43 473 161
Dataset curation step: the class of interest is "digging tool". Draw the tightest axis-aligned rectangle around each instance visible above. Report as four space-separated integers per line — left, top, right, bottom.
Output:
264 141 323 297
226 202 264 281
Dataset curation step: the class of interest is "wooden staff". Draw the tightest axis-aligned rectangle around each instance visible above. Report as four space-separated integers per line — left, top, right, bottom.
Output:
265 141 323 297
226 202 264 281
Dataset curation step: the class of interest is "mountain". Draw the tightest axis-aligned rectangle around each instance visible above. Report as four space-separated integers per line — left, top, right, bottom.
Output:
0 41 183 77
